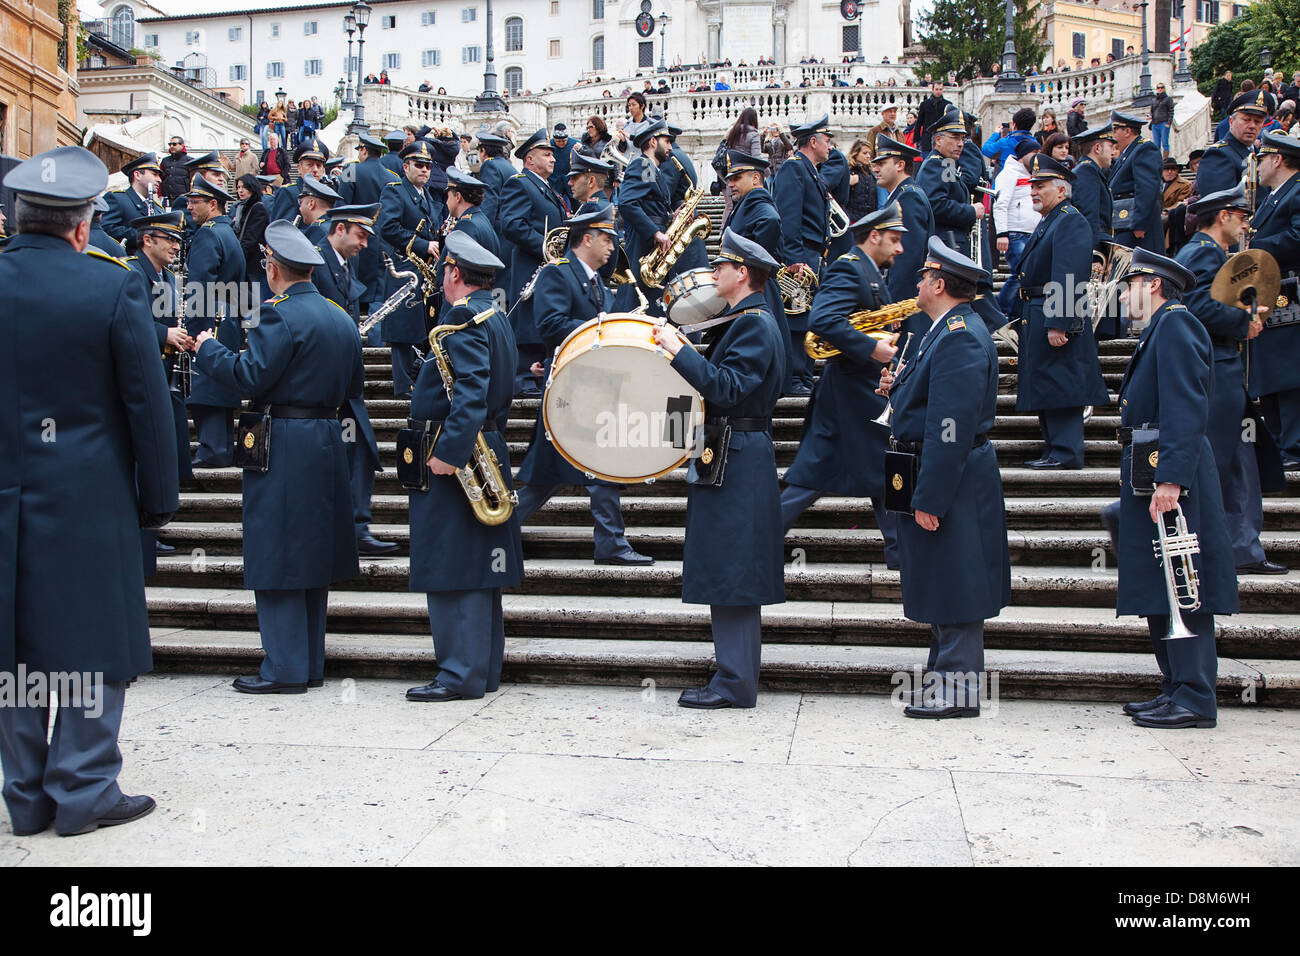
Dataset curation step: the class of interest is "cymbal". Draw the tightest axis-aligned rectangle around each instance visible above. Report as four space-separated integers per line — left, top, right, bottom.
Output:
1211 248 1281 311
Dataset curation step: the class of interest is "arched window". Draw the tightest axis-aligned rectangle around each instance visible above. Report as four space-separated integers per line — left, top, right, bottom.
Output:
504 66 523 95
592 34 604 72
504 16 523 53
110 5 135 49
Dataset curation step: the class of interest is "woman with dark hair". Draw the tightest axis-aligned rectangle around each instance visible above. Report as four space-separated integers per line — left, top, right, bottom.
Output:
581 115 613 156
231 173 269 286
256 101 270 150
722 107 762 218
1042 131 1072 164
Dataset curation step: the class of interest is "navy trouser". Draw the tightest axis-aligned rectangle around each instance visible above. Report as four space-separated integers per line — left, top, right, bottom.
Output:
708 605 763 708
391 344 419 398
1145 611 1218 718
1208 364 1265 565
190 405 234 466
787 329 815 390
515 483 633 560
1039 406 1085 468
515 344 547 395
254 587 330 684
0 680 127 836
426 588 505 698
1260 388 1300 461
779 483 899 569
169 390 194 482
347 439 378 537
923 620 986 707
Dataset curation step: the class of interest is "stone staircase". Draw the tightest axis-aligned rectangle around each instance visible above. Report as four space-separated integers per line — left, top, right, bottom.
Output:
146 196 1300 706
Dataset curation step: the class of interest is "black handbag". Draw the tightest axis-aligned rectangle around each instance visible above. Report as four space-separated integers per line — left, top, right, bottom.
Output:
1128 426 1160 495
1112 197 1137 229
686 421 731 487
234 406 271 472
883 450 920 515
396 422 436 492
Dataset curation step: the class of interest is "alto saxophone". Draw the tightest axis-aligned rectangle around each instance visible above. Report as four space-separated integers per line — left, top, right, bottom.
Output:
404 217 441 314
804 298 919 360
428 307 518 526
638 158 711 289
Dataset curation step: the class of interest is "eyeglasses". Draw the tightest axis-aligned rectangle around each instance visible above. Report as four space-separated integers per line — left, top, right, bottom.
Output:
169 141 183 146
409 160 432 170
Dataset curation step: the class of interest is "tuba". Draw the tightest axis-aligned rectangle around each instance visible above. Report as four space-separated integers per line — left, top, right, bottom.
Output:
804 298 919 360
827 196 851 238
638 159 711 289
776 265 818 315
1086 241 1133 333
1153 502 1201 640
428 308 518 526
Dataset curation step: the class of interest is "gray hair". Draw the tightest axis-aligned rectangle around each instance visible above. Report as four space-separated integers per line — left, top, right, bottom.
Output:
15 197 92 237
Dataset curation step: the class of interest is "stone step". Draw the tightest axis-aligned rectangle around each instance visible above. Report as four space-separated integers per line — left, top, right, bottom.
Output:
143 587 1300 661
147 555 1300 613
146 628 1297 706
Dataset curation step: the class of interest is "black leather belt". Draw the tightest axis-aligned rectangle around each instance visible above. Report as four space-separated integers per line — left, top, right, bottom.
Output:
1114 192 1134 200
707 416 771 431
890 435 987 453
1018 286 1046 300
408 417 498 432
270 405 337 419
1117 425 1157 445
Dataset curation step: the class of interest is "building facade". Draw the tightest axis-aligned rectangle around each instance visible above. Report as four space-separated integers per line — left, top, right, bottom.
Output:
2 0 80 157
92 0 909 107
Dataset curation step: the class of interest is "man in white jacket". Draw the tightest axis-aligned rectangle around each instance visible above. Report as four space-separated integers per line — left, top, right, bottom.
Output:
994 138 1042 311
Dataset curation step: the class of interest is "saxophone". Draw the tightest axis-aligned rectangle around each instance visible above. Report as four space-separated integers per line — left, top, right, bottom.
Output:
638 158 711 289
404 217 441 314
427 307 518 526
804 298 919 360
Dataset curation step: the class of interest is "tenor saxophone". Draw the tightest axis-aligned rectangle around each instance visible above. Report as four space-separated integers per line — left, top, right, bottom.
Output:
804 298 919 360
427 307 518 526
638 158 711 289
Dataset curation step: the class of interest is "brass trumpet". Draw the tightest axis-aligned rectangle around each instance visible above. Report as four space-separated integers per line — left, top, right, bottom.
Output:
804 298 919 360
1153 502 1201 640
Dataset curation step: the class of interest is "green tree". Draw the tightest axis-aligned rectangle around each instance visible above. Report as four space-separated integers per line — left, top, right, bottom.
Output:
914 0 1049 84
1190 0 1300 97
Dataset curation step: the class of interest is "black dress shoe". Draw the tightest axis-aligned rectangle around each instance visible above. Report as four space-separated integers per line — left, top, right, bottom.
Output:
232 676 307 695
405 682 465 702
1024 457 1064 470
60 794 156 836
178 478 207 493
903 699 980 719
595 550 654 566
357 533 399 556
1281 457 1300 471
307 678 324 689
1236 559 1289 575
677 686 734 709
155 541 176 555
785 385 813 396
517 387 543 399
1122 693 1170 716
1132 700 1217 729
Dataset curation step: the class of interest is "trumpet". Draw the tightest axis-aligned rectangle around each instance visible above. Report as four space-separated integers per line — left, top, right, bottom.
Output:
777 265 818 315
827 196 851 238
1153 502 1201 640
804 298 919 360
872 331 914 428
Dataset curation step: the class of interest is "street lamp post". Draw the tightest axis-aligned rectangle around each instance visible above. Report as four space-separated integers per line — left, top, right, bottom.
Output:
994 0 1025 94
1133 0 1154 107
474 0 508 112
658 12 671 73
1173 1 1192 83
348 2 372 134
343 13 356 109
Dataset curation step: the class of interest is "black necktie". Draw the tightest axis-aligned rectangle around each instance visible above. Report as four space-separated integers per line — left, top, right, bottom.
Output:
588 275 602 306
342 259 352 288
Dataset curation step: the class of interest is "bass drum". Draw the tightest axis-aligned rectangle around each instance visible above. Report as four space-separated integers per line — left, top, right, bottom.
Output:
662 268 725 327
543 313 705 483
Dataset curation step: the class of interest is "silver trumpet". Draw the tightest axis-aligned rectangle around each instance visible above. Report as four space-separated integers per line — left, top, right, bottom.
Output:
1153 502 1201 640
872 331 913 428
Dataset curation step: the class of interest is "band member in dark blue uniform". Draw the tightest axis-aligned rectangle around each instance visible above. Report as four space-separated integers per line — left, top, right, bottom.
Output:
381 129 408 179
270 137 331 222
653 230 787 709
1072 124 1122 336
126 211 195 501
379 139 444 398
616 119 675 317
878 238 1010 718
406 233 524 702
194 221 363 693
295 174 341 245
720 150 792 371
89 196 127 257
871 135 934 301
1248 131 1300 469
775 114 833 394
339 133 402 312
1110 110 1164 253
514 203 653 566
661 123 710 273
311 203 398 557
100 152 164 244
820 137 854 261
917 110 982 259
184 175 247 468
475 130 517 227
1 147 178 835
1012 154 1110 469
782 204 906 566
438 167 501 288
501 128 568 395
549 123 575 208
1176 184 1285 573
1195 91 1273 199
1115 247 1238 728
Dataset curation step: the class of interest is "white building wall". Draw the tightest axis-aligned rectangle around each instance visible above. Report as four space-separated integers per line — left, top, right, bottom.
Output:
100 0 905 107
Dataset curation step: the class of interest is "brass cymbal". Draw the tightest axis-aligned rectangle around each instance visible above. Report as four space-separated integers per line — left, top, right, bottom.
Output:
1211 248 1281 311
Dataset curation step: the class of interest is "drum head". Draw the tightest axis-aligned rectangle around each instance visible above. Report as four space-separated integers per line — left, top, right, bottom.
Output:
664 268 725 327
544 323 704 483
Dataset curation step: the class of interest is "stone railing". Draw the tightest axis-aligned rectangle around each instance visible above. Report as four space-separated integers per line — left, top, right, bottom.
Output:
564 61 919 96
